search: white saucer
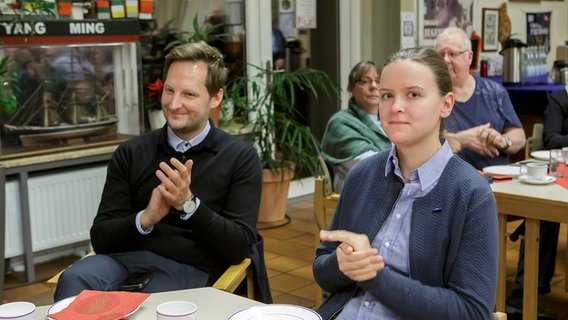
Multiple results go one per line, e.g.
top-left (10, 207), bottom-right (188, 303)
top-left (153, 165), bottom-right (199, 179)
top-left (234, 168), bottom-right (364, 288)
top-left (46, 295), bottom-right (140, 319)
top-left (228, 304), bottom-right (322, 320)
top-left (530, 150), bottom-right (550, 161)
top-left (518, 175), bottom-right (556, 185)
top-left (482, 165), bottom-right (521, 177)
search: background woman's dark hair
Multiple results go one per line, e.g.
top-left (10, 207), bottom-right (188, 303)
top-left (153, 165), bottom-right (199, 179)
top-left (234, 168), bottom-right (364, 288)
top-left (347, 60), bottom-right (382, 92)
top-left (383, 47), bottom-right (453, 97)
top-left (163, 41), bottom-right (227, 96)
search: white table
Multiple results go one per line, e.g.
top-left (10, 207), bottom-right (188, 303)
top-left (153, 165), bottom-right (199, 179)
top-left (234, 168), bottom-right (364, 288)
top-left (491, 179), bottom-right (568, 320)
top-left (34, 287), bottom-right (263, 319)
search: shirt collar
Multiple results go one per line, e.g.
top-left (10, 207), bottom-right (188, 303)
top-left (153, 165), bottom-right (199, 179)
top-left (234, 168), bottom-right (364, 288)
top-left (167, 121), bottom-right (211, 152)
top-left (385, 139), bottom-right (453, 191)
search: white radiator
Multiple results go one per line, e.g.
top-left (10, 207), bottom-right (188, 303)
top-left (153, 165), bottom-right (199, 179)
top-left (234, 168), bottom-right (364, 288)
top-left (4, 165), bottom-right (107, 258)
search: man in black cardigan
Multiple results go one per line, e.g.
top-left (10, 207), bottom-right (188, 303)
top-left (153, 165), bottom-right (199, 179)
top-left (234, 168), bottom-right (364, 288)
top-left (54, 41), bottom-right (270, 303)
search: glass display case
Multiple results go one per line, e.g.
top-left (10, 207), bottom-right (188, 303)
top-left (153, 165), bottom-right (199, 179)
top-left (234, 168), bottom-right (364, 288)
top-left (0, 20), bottom-right (143, 159)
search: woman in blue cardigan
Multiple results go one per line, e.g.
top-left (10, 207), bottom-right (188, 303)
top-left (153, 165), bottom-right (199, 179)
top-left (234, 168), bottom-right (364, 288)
top-left (313, 47), bottom-right (499, 319)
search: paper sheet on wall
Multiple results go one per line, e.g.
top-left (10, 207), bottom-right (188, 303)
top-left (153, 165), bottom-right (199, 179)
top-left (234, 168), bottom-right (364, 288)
top-left (296, 0), bottom-right (316, 29)
top-left (401, 12), bottom-right (415, 49)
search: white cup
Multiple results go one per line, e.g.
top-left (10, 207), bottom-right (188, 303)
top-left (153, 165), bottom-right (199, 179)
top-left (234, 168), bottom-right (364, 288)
top-left (156, 301), bottom-right (197, 320)
top-left (0, 302), bottom-right (35, 320)
top-left (520, 162), bottom-right (548, 180)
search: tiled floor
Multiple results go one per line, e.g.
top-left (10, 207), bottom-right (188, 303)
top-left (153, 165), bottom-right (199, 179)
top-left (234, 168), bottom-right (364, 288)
top-left (3, 195), bottom-right (568, 319)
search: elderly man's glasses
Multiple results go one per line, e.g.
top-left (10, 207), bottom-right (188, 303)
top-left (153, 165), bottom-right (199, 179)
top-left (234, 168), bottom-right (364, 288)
top-left (437, 49), bottom-right (468, 59)
top-left (357, 78), bottom-right (379, 87)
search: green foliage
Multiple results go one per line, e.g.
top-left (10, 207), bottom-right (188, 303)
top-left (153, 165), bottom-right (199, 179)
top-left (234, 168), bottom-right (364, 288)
top-left (226, 65), bottom-right (339, 177)
top-left (164, 15), bottom-right (231, 54)
top-left (11, 0), bottom-right (57, 31)
top-left (0, 0), bottom-right (56, 115)
top-left (0, 57), bottom-right (17, 115)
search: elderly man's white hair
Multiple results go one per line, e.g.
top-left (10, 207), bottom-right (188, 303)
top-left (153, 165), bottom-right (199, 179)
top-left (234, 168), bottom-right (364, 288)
top-left (433, 27), bottom-right (472, 51)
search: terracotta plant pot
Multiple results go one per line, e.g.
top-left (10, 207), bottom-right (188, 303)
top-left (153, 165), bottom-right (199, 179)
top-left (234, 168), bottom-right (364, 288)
top-left (257, 164), bottom-right (294, 225)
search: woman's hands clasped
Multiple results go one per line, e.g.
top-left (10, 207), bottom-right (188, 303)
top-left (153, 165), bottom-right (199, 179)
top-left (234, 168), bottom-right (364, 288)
top-left (320, 230), bottom-right (384, 282)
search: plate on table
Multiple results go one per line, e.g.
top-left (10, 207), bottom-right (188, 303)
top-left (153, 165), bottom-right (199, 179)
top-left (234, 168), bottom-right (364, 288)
top-left (228, 304), bottom-right (322, 320)
top-left (482, 165), bottom-right (521, 177)
top-left (46, 295), bottom-right (140, 319)
top-left (530, 150), bottom-right (550, 161)
top-left (519, 175), bottom-right (557, 185)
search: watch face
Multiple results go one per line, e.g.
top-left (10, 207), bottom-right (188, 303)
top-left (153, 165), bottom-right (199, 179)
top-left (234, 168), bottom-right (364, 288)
top-left (183, 198), bottom-right (196, 214)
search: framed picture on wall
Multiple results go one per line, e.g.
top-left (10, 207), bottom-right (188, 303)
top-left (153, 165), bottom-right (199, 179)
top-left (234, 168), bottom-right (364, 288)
top-left (418, 0), bottom-right (477, 46)
top-left (482, 8), bottom-right (499, 51)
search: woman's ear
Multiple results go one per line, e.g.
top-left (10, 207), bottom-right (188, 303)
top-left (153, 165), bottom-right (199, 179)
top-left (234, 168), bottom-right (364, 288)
top-left (440, 92), bottom-right (454, 119)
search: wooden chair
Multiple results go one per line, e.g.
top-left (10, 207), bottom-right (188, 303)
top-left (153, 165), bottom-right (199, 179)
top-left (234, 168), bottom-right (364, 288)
top-left (47, 254), bottom-right (255, 299)
top-left (313, 156), bottom-right (340, 306)
top-left (524, 122), bottom-right (544, 159)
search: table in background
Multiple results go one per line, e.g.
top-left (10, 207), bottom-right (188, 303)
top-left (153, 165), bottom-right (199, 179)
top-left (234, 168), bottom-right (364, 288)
top-left (491, 179), bottom-right (568, 320)
top-left (34, 287), bottom-right (263, 319)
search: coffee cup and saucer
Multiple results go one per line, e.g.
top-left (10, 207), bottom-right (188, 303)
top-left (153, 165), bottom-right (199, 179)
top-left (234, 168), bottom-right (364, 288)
top-left (519, 163), bottom-right (556, 185)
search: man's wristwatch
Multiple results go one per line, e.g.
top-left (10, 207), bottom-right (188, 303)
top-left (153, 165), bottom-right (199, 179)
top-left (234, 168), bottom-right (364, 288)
top-left (502, 135), bottom-right (512, 150)
top-left (181, 193), bottom-right (197, 215)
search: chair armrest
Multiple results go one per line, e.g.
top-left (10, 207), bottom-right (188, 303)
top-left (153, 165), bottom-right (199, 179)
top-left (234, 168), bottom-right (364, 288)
top-left (46, 251), bottom-right (95, 288)
top-left (212, 258), bottom-right (253, 298)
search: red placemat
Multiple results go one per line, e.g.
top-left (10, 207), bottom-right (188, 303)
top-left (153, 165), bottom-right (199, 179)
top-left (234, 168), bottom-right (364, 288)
top-left (477, 170), bottom-right (512, 182)
top-left (555, 176), bottom-right (568, 189)
top-left (49, 290), bottom-right (150, 320)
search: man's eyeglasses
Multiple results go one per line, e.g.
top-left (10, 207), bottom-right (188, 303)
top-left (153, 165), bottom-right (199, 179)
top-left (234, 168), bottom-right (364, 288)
top-left (357, 78), bottom-right (379, 87)
top-left (437, 49), bottom-right (468, 59)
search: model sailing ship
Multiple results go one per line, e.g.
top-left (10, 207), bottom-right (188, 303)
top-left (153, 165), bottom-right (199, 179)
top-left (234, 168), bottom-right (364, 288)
top-left (2, 46), bottom-right (118, 147)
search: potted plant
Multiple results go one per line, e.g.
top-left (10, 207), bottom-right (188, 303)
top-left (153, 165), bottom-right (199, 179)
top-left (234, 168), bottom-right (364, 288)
top-left (226, 64), bottom-right (338, 224)
top-left (144, 78), bottom-right (166, 129)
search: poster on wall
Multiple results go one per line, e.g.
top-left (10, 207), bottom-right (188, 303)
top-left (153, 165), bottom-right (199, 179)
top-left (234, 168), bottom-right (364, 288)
top-left (296, 0), bottom-right (316, 29)
top-left (526, 12), bottom-right (551, 53)
top-left (401, 12), bottom-right (416, 48)
top-left (418, 0), bottom-right (476, 46)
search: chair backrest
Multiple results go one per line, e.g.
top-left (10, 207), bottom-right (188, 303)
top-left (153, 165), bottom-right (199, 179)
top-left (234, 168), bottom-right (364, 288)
top-left (313, 173), bottom-right (340, 307)
top-left (317, 155), bottom-right (334, 196)
top-left (525, 122), bottom-right (544, 159)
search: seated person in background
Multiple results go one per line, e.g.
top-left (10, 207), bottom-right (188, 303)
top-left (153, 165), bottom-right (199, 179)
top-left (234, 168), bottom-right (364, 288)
top-left (313, 47), bottom-right (498, 319)
top-left (434, 27), bottom-right (525, 170)
top-left (508, 87), bottom-right (568, 319)
top-left (543, 86), bottom-right (568, 148)
top-left (54, 41), bottom-right (266, 302)
top-left (272, 17), bottom-right (286, 70)
top-left (321, 60), bottom-right (391, 193)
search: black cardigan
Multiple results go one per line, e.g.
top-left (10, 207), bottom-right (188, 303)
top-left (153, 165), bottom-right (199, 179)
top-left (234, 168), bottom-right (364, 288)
top-left (543, 88), bottom-right (568, 149)
top-left (90, 123), bottom-right (262, 285)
